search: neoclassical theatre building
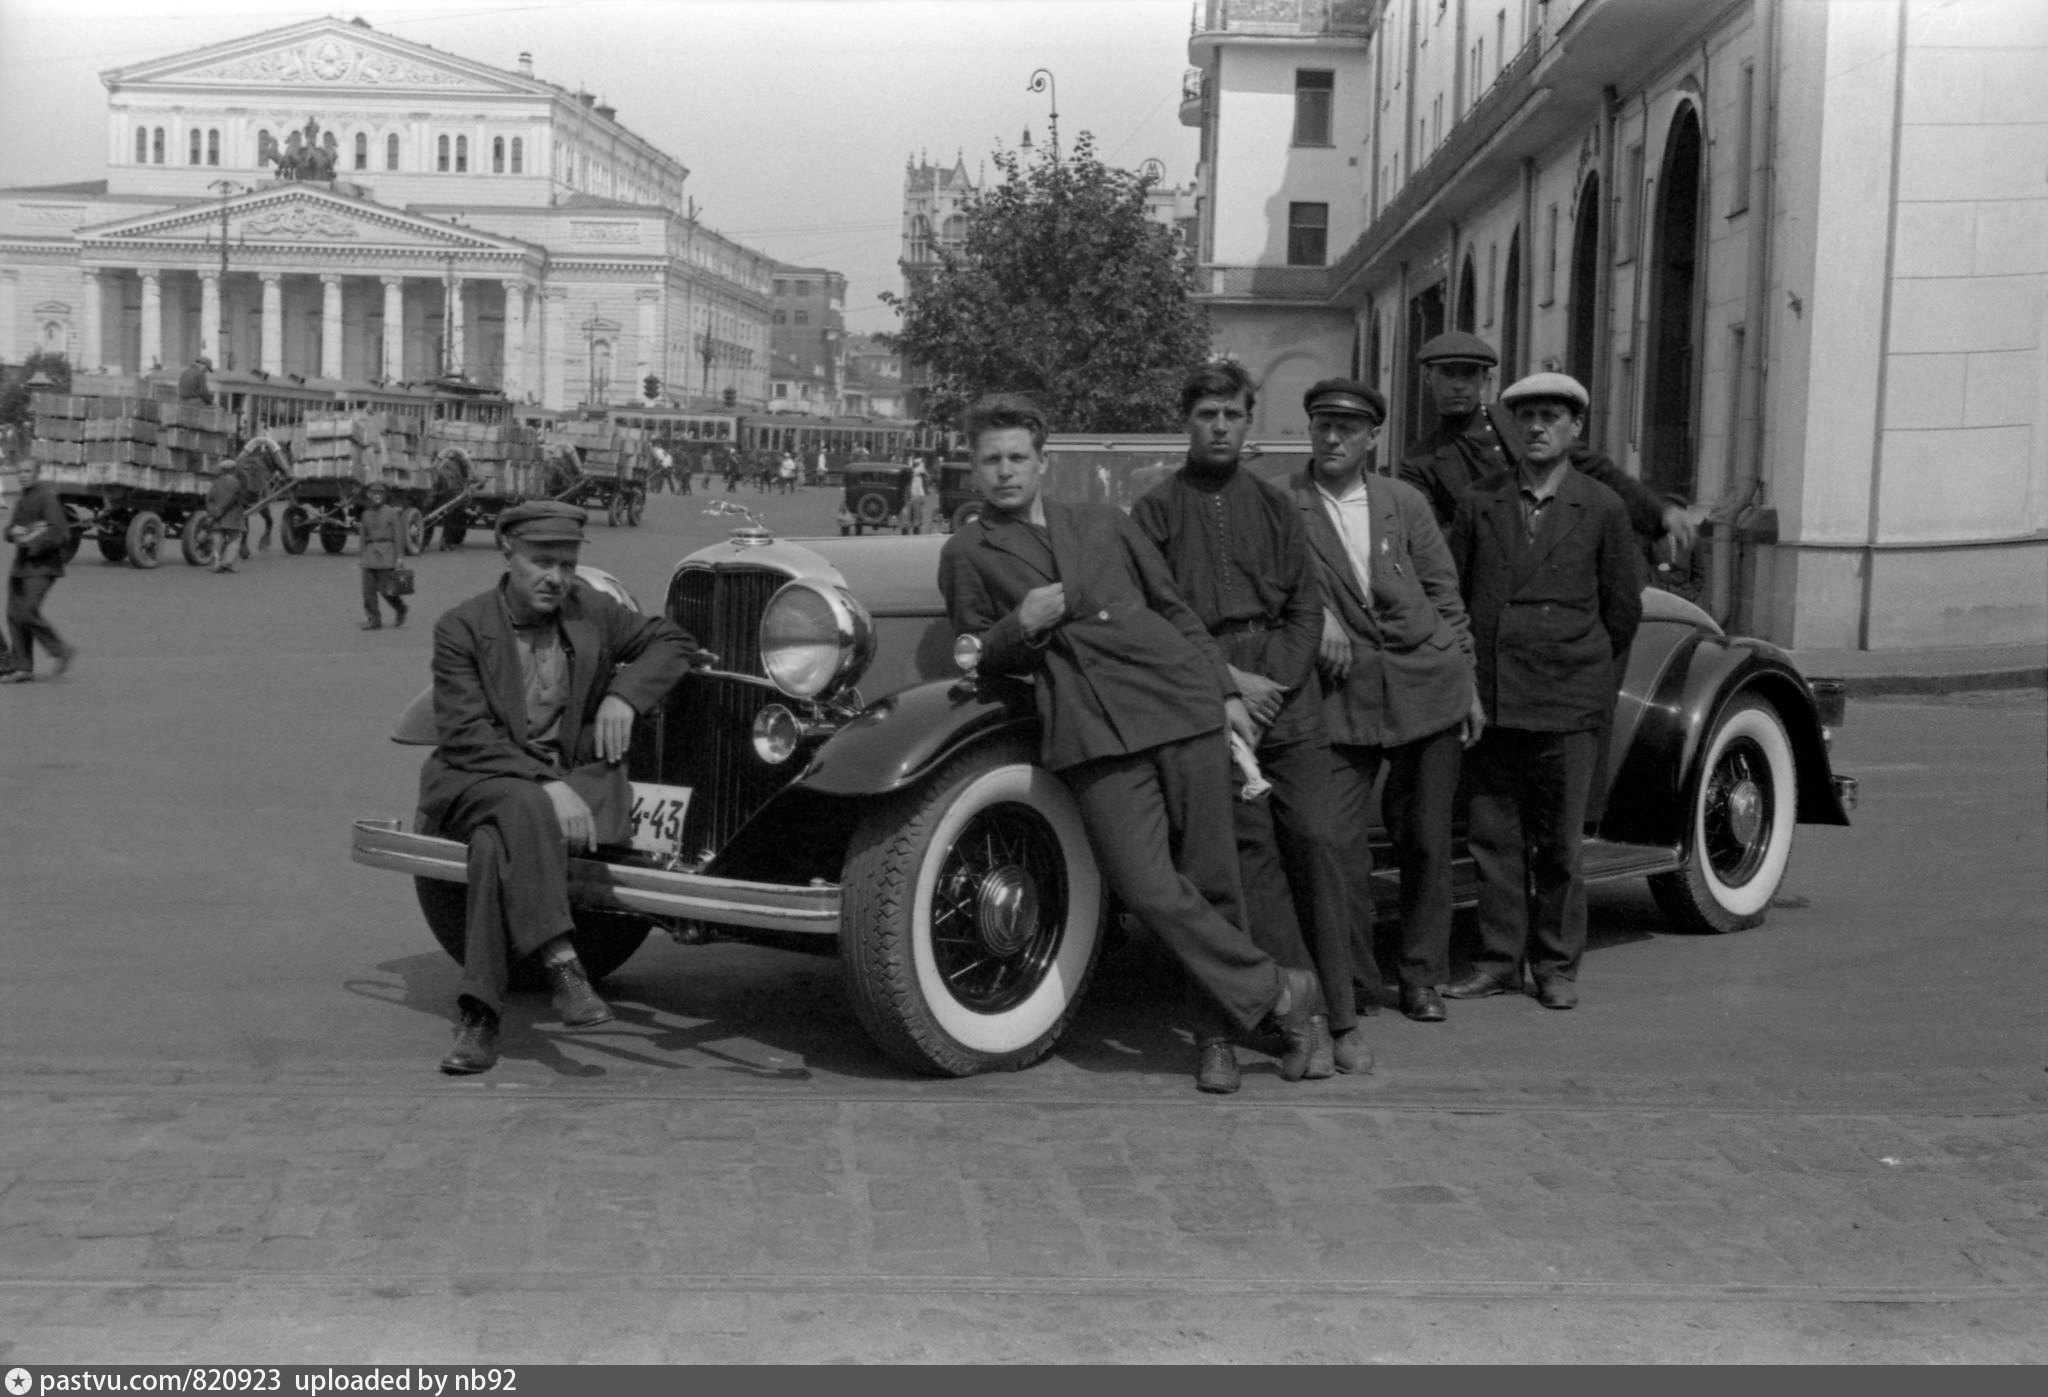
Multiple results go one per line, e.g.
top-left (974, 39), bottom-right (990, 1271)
top-left (0, 16), bottom-right (772, 409)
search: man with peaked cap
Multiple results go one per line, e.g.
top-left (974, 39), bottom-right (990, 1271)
top-left (1445, 372), bottom-right (1643, 1011)
top-left (178, 354), bottom-right (214, 405)
top-left (417, 499), bottom-right (701, 1073)
top-left (1289, 378), bottom-right (1480, 1024)
top-left (1398, 331), bottom-right (1697, 561)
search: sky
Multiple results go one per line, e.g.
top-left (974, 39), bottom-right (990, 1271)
top-left (0, 0), bottom-right (1202, 338)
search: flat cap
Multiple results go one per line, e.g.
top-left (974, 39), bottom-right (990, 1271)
top-left (1499, 371), bottom-right (1590, 412)
top-left (1416, 331), bottom-right (1499, 367)
top-left (497, 499), bottom-right (588, 543)
top-left (362, 478), bottom-right (389, 494)
top-left (1302, 378), bottom-right (1387, 424)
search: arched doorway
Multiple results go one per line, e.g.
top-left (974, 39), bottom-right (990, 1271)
top-left (1455, 249), bottom-right (1478, 332)
top-left (1499, 229), bottom-right (1522, 383)
top-left (1645, 106), bottom-right (1703, 498)
top-left (1568, 173), bottom-right (1601, 387)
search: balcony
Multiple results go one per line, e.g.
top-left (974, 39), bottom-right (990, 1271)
top-left (1192, 0), bottom-right (1380, 40)
top-left (1200, 264), bottom-right (1331, 302)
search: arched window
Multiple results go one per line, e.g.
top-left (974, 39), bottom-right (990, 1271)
top-left (511, 137), bottom-right (523, 174)
top-left (152, 127), bottom-right (165, 163)
top-left (189, 130), bottom-right (202, 165)
top-left (941, 214), bottom-right (967, 245)
top-left (1455, 249), bottom-right (1478, 332)
top-left (354, 132), bottom-right (368, 171)
top-left (492, 137), bottom-right (504, 174)
top-left (437, 135), bottom-right (450, 172)
top-left (135, 127), bottom-right (148, 163)
top-left (386, 134), bottom-right (400, 170)
top-left (455, 136), bottom-right (468, 173)
top-left (207, 129), bottom-right (220, 166)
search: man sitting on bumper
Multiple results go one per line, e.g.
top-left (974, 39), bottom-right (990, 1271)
top-left (418, 500), bottom-right (699, 1074)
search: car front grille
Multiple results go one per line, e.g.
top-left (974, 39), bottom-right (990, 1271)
top-left (668, 565), bottom-right (786, 679)
top-left (661, 565), bottom-right (803, 862)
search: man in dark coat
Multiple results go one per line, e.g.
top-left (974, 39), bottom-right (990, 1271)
top-left (2, 458), bottom-right (77, 683)
top-left (178, 355), bottom-right (214, 405)
top-left (938, 393), bottom-right (1327, 1094)
top-left (1397, 330), bottom-right (1696, 557)
top-left (205, 465), bottom-right (248, 575)
top-left (1290, 379), bottom-right (1480, 1024)
top-left (420, 499), bottom-right (699, 1073)
top-left (356, 481), bottom-right (407, 628)
top-left (1445, 373), bottom-right (1644, 1010)
top-left (1131, 361), bottom-right (1364, 1084)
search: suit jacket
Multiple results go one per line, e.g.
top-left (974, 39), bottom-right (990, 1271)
top-left (1448, 466), bottom-right (1644, 733)
top-left (6, 480), bottom-right (69, 579)
top-left (1290, 467), bottom-right (1474, 749)
top-left (938, 497), bottom-right (1235, 772)
top-left (1399, 403), bottom-right (1669, 542)
top-left (417, 579), bottom-right (697, 830)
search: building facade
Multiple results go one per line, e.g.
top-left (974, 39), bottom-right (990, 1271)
top-left (0, 16), bottom-right (772, 410)
top-left (1179, 0), bottom-right (2047, 653)
top-left (767, 263), bottom-right (847, 412)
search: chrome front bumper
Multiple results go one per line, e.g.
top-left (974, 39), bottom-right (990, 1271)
top-left (350, 818), bottom-right (842, 936)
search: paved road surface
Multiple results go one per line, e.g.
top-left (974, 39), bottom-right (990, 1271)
top-left (2, 484), bottom-right (2043, 1361)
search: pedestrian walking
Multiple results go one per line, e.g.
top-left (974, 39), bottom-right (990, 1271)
top-left (1444, 373), bottom-right (1643, 1010)
top-left (357, 481), bottom-right (408, 630)
top-left (2, 457), bottom-right (77, 683)
top-left (905, 458), bottom-right (931, 534)
top-left (205, 463), bottom-right (248, 574)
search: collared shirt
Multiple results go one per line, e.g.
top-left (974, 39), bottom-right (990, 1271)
top-left (1517, 460), bottom-right (1571, 539)
top-left (1314, 474), bottom-right (1374, 607)
top-left (499, 589), bottom-right (571, 764)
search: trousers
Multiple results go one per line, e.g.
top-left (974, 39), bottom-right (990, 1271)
top-left (1233, 734), bottom-right (1358, 1032)
top-left (1327, 723), bottom-right (1463, 996)
top-left (1465, 726), bottom-right (1599, 984)
top-left (362, 569), bottom-right (407, 624)
top-left (6, 573), bottom-right (66, 671)
top-left (435, 776), bottom-right (575, 1015)
top-left (1063, 733), bottom-right (1281, 1037)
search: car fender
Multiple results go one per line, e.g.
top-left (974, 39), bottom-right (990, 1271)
top-left (1602, 629), bottom-right (1848, 846)
top-left (795, 674), bottom-right (1039, 798)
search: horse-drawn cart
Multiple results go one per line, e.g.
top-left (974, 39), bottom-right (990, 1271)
top-left (277, 412), bottom-right (430, 558)
top-left (541, 422), bottom-right (647, 527)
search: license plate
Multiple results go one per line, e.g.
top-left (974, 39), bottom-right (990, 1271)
top-left (628, 782), bottom-right (694, 857)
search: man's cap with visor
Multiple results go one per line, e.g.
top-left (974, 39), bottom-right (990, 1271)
top-left (1302, 378), bottom-right (1386, 425)
top-left (1415, 331), bottom-right (1499, 368)
top-left (1499, 372), bottom-right (1590, 413)
top-left (496, 499), bottom-right (588, 544)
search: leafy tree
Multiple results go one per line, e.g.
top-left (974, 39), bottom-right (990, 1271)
top-left (882, 134), bottom-right (1209, 434)
top-left (0, 351), bottom-right (73, 436)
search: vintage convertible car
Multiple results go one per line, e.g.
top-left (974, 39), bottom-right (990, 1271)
top-left (353, 503), bottom-right (1857, 1077)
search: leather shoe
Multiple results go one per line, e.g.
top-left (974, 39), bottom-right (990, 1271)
top-left (439, 1001), bottom-right (499, 1074)
top-left (1269, 967), bottom-right (1325, 1082)
top-left (1400, 985), bottom-right (1447, 1022)
top-left (547, 955), bottom-right (613, 1027)
top-left (1331, 1025), bottom-right (1374, 1074)
top-left (1441, 969), bottom-right (1517, 1000)
top-left (1299, 1014), bottom-right (1337, 1080)
top-left (1196, 1039), bottom-right (1241, 1094)
top-left (1535, 978), bottom-right (1579, 1010)
top-left (359, 620), bottom-right (382, 631)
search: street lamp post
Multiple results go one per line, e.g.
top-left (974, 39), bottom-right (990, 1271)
top-left (1028, 69), bottom-right (1059, 160)
top-left (698, 328), bottom-right (716, 398)
top-left (206, 179), bottom-right (244, 367)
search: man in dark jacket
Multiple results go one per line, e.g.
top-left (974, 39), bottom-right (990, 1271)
top-left (1397, 331), bottom-right (1696, 558)
top-left (938, 393), bottom-right (1326, 1094)
top-left (205, 465), bottom-right (248, 575)
top-left (421, 499), bottom-right (699, 1073)
top-left (1131, 361), bottom-right (1364, 1083)
top-left (178, 355), bottom-right (214, 405)
top-left (2, 458), bottom-right (77, 683)
top-left (1291, 379), bottom-right (1480, 1024)
top-left (356, 481), bottom-right (407, 628)
top-left (1445, 373), bottom-right (1643, 1009)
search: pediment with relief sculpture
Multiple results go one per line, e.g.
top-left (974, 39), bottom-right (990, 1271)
top-left (78, 188), bottom-right (533, 257)
top-left (104, 18), bottom-right (534, 96)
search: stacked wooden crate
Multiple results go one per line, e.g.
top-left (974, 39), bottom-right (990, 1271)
top-left (31, 390), bottom-right (225, 493)
top-left (430, 420), bottom-right (540, 499)
top-left (380, 414), bottom-right (432, 491)
top-left (549, 420), bottom-right (621, 479)
top-left (290, 414), bottom-right (380, 483)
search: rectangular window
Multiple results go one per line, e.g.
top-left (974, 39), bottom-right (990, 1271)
top-left (511, 138), bottom-right (523, 174)
top-left (1542, 202), bottom-right (1559, 305)
top-left (1618, 143), bottom-right (1645, 263)
top-left (208, 130), bottom-right (220, 166)
top-left (437, 135), bottom-right (449, 172)
top-left (189, 130), bottom-right (202, 165)
top-left (1287, 202), bottom-right (1329, 266)
top-left (455, 136), bottom-right (468, 173)
top-left (153, 127), bottom-right (165, 164)
top-left (1730, 63), bottom-right (1756, 215)
top-left (493, 137), bottom-right (504, 174)
top-left (1470, 40), bottom-right (1483, 101)
top-left (794, 310), bottom-right (809, 326)
top-left (387, 134), bottom-right (400, 170)
top-left (1485, 242), bottom-right (1498, 326)
top-left (1293, 70), bottom-right (1334, 146)
top-left (354, 133), bottom-right (368, 171)
top-left (1497, 9), bottom-right (1507, 78)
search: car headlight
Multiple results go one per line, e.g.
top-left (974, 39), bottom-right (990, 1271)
top-left (759, 580), bottom-right (874, 700)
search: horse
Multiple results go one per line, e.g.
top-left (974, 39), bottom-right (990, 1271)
top-left (231, 434), bottom-right (293, 554)
top-left (429, 447), bottom-right (473, 550)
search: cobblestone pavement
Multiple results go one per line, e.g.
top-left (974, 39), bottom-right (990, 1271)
top-left (2, 494), bottom-right (2042, 1362)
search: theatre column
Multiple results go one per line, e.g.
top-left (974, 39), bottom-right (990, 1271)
top-left (381, 276), bottom-right (405, 379)
top-left (140, 271), bottom-right (163, 372)
top-left (80, 270), bottom-right (104, 371)
top-left (320, 273), bottom-right (344, 379)
top-left (636, 288), bottom-right (660, 389)
top-left (448, 278), bottom-right (467, 376)
top-left (500, 279), bottom-right (528, 399)
top-left (259, 272), bottom-right (283, 375)
top-left (200, 272), bottom-right (221, 365)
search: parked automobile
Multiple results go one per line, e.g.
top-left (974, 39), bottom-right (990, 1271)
top-left (841, 459), bottom-right (980, 533)
top-left (354, 502), bottom-right (1856, 1077)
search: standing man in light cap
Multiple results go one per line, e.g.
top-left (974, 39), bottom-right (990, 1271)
top-left (1445, 372), bottom-right (1642, 1010)
top-left (1398, 331), bottom-right (1696, 560)
top-left (1290, 379), bottom-right (1480, 1023)
top-left (417, 499), bottom-right (701, 1073)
